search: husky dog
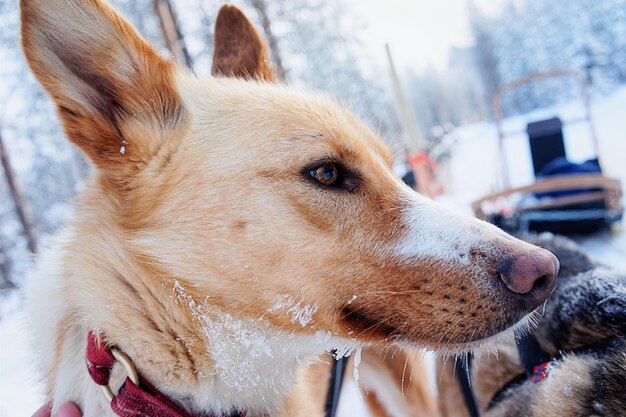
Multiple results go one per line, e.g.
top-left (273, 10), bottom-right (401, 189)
top-left (21, 1), bottom-right (558, 415)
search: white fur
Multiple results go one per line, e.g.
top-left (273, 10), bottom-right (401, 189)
top-left (394, 189), bottom-right (511, 264)
top-left (359, 360), bottom-right (417, 417)
top-left (22, 228), bottom-right (108, 415)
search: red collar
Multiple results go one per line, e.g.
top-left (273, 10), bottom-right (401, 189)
top-left (86, 331), bottom-right (246, 417)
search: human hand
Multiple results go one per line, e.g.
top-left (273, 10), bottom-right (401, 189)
top-left (32, 402), bottom-right (82, 417)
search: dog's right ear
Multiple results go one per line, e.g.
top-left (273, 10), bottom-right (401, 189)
top-left (211, 5), bottom-right (277, 82)
top-left (21, 0), bottom-right (186, 179)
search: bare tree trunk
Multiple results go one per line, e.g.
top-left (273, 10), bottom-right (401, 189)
top-left (248, 0), bottom-right (287, 81)
top-left (153, 0), bottom-right (194, 70)
top-left (0, 128), bottom-right (37, 256)
top-left (0, 244), bottom-right (15, 290)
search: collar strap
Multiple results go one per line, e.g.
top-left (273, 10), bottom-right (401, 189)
top-left (484, 333), bottom-right (554, 411)
top-left (86, 331), bottom-right (246, 417)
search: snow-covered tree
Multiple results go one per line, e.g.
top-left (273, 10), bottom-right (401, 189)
top-left (471, 0), bottom-right (626, 117)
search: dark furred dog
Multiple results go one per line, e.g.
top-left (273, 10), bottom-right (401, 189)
top-left (438, 233), bottom-right (626, 417)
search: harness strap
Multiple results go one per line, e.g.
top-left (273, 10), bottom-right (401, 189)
top-left (324, 353), bottom-right (348, 417)
top-left (86, 331), bottom-right (245, 417)
top-left (517, 332), bottom-right (551, 377)
top-left (455, 355), bottom-right (480, 417)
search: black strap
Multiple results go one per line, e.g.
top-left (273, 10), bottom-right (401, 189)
top-left (325, 354), bottom-right (348, 417)
top-left (455, 355), bottom-right (480, 417)
top-left (516, 332), bottom-right (551, 376)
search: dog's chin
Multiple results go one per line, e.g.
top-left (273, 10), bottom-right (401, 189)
top-left (341, 303), bottom-right (541, 353)
top-left (393, 310), bottom-right (541, 357)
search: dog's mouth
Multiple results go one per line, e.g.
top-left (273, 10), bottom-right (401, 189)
top-left (339, 301), bottom-right (535, 351)
top-left (340, 307), bottom-right (401, 340)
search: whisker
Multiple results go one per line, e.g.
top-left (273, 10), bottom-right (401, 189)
top-left (401, 354), bottom-right (409, 399)
top-left (408, 349), bottom-right (419, 391)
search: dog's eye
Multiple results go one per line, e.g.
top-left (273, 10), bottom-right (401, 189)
top-left (304, 162), bottom-right (360, 192)
top-left (310, 164), bottom-right (339, 186)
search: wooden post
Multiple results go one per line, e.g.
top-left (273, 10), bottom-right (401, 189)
top-left (248, 0), bottom-right (287, 80)
top-left (385, 44), bottom-right (425, 152)
top-left (386, 45), bottom-right (443, 197)
top-left (0, 128), bottom-right (37, 255)
top-left (153, 0), bottom-right (194, 69)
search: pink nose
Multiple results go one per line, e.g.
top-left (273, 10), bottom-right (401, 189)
top-left (498, 249), bottom-right (559, 300)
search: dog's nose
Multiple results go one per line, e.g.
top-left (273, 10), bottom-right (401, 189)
top-left (498, 248), bottom-right (559, 303)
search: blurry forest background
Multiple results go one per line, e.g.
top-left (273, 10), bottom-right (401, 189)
top-left (1, 0), bottom-right (626, 287)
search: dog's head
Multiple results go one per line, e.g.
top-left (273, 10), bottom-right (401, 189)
top-left (21, 0), bottom-right (558, 350)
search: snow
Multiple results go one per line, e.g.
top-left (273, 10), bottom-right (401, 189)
top-left (2, 86), bottom-right (626, 417)
top-left (169, 281), bottom-right (361, 411)
top-left (0, 291), bottom-right (45, 417)
top-left (268, 294), bottom-right (320, 328)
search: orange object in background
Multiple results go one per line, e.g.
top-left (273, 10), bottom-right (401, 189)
top-left (408, 151), bottom-right (445, 198)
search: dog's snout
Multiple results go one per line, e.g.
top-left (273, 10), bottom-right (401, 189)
top-left (498, 248), bottom-right (559, 303)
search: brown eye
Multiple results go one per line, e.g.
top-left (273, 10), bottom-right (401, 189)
top-left (310, 164), bottom-right (339, 186)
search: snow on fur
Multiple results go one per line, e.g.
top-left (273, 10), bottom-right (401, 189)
top-left (268, 294), bottom-right (319, 327)
top-left (172, 281), bottom-right (360, 410)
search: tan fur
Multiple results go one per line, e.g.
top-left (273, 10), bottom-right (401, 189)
top-left (528, 357), bottom-right (593, 417)
top-left (280, 360), bottom-right (331, 417)
top-left (21, 1), bottom-right (558, 416)
top-left (358, 348), bottom-right (440, 417)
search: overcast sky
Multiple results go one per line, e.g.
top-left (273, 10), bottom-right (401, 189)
top-left (349, 0), bottom-right (506, 71)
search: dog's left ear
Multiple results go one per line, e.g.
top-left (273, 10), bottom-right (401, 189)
top-left (211, 5), bottom-right (277, 82)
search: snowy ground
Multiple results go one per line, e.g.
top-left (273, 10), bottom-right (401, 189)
top-left (1, 86), bottom-right (625, 417)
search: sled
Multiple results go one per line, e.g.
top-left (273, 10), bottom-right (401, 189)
top-left (472, 69), bottom-right (623, 234)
